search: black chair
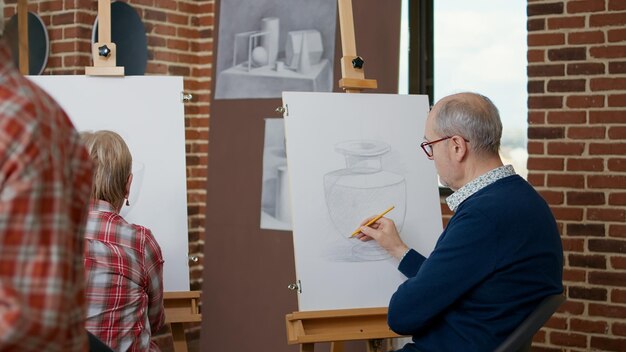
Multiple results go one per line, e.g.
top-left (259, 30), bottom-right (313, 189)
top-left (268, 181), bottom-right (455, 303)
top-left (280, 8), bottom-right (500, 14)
top-left (494, 294), bottom-right (566, 352)
top-left (87, 330), bottom-right (114, 352)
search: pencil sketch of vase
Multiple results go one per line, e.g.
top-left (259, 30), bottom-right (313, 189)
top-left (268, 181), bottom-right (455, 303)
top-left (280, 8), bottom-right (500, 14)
top-left (324, 140), bottom-right (407, 261)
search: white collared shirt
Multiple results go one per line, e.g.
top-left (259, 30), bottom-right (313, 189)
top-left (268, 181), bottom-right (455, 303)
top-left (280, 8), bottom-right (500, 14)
top-left (446, 165), bottom-right (517, 212)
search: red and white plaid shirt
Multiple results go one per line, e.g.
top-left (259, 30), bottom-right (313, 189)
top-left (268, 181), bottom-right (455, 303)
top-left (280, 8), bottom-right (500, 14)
top-left (0, 42), bottom-right (92, 351)
top-left (84, 200), bottom-right (165, 351)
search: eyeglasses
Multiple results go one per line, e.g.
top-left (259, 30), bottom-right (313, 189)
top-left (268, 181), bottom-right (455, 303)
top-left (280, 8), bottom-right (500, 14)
top-left (420, 136), bottom-right (452, 158)
top-left (420, 136), bottom-right (470, 158)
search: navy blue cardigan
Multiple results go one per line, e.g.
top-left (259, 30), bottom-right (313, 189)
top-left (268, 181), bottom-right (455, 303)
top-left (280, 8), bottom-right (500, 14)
top-left (389, 175), bottom-right (563, 352)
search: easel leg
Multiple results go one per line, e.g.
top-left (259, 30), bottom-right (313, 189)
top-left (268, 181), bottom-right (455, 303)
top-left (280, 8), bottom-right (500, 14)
top-left (170, 323), bottom-right (188, 352)
top-left (330, 341), bottom-right (345, 352)
top-left (301, 343), bottom-right (315, 352)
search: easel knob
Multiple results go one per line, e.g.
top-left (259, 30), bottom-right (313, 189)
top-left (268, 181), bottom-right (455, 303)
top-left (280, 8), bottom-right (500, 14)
top-left (352, 56), bottom-right (364, 69)
top-left (85, 0), bottom-right (124, 76)
top-left (98, 45), bottom-right (112, 57)
top-left (337, 0), bottom-right (377, 93)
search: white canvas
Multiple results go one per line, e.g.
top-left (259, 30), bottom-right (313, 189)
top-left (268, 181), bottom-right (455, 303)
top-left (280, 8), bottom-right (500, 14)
top-left (283, 92), bottom-right (442, 311)
top-left (28, 76), bottom-right (190, 292)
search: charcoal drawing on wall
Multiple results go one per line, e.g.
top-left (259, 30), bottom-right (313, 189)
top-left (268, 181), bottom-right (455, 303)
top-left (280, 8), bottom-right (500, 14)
top-left (215, 0), bottom-right (337, 99)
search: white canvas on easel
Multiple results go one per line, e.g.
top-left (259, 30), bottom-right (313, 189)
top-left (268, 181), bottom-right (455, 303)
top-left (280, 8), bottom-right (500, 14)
top-left (28, 76), bottom-right (190, 292)
top-left (283, 92), bottom-right (442, 311)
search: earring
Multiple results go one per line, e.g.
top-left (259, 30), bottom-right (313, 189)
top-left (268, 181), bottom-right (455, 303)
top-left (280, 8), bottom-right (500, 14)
top-left (126, 199), bottom-right (130, 206)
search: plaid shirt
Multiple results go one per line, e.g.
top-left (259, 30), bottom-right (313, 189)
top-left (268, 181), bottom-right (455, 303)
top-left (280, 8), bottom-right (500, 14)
top-left (84, 200), bottom-right (165, 352)
top-left (0, 42), bottom-right (92, 350)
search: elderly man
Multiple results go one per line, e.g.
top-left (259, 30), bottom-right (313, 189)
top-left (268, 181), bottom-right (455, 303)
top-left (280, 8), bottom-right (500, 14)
top-left (0, 3), bottom-right (93, 350)
top-left (355, 92), bottom-right (563, 351)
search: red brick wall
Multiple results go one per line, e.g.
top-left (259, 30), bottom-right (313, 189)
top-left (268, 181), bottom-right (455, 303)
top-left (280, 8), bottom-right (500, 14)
top-left (2, 0), bottom-right (212, 348)
top-left (527, 0), bottom-right (626, 350)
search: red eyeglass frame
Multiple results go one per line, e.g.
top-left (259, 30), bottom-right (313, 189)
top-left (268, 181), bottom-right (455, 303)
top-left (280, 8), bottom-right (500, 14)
top-left (420, 136), bottom-right (470, 158)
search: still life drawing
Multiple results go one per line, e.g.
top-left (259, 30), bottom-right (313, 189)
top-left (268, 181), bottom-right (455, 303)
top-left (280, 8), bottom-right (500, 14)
top-left (324, 140), bottom-right (407, 261)
top-left (215, 0), bottom-right (337, 99)
top-left (260, 119), bottom-right (291, 231)
top-left (283, 92), bottom-right (442, 311)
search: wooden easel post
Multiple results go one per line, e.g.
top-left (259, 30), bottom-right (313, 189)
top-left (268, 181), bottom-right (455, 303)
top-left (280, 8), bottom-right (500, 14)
top-left (285, 2), bottom-right (402, 352)
top-left (85, 0), bottom-right (124, 76)
top-left (337, 0), bottom-right (377, 93)
top-left (286, 308), bottom-right (401, 352)
top-left (164, 291), bottom-right (202, 352)
top-left (83, 4), bottom-right (199, 352)
top-left (17, 0), bottom-right (29, 75)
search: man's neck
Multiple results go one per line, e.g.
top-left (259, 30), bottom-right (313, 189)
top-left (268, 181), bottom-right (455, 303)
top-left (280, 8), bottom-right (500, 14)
top-left (460, 155), bottom-right (504, 188)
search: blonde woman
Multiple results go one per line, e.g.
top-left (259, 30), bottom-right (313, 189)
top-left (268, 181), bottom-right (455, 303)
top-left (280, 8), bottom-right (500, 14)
top-left (81, 130), bottom-right (164, 351)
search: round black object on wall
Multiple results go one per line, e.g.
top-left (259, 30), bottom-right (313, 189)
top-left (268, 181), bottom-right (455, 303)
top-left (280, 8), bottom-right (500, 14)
top-left (5, 12), bottom-right (50, 75)
top-left (93, 1), bottom-right (148, 75)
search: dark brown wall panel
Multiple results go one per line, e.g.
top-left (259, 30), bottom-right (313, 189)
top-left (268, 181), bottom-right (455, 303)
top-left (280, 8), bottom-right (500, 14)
top-left (202, 1), bottom-right (401, 351)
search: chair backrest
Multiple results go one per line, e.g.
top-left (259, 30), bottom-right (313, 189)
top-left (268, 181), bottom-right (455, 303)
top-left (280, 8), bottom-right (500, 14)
top-left (494, 294), bottom-right (566, 352)
top-left (87, 331), bottom-right (115, 352)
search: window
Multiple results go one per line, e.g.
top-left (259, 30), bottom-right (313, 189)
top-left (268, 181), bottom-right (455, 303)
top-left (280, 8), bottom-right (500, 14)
top-left (401, 0), bottom-right (528, 178)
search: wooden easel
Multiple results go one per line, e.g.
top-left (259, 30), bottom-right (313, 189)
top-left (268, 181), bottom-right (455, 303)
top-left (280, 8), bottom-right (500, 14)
top-left (285, 1), bottom-right (401, 352)
top-left (80, 2), bottom-right (199, 351)
top-left (336, 0), bottom-right (377, 93)
top-left (15, 1), bottom-right (199, 350)
top-left (286, 307), bottom-right (401, 352)
top-left (164, 291), bottom-right (202, 352)
top-left (84, 0), bottom-right (124, 76)
top-left (16, 0), bottom-right (29, 75)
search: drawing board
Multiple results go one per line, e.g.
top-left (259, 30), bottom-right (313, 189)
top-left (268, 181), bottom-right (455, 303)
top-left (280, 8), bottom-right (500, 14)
top-left (283, 92), bottom-right (442, 311)
top-left (28, 76), bottom-right (190, 292)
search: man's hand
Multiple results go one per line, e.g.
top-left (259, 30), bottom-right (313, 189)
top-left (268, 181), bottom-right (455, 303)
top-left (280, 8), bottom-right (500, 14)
top-left (353, 216), bottom-right (409, 260)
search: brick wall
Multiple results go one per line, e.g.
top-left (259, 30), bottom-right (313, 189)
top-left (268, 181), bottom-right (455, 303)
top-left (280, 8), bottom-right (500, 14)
top-left (2, 0), bottom-right (213, 349)
top-left (527, 0), bottom-right (626, 351)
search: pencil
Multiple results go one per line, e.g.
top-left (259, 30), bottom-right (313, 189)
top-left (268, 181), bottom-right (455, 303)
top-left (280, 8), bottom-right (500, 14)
top-left (350, 205), bottom-right (395, 237)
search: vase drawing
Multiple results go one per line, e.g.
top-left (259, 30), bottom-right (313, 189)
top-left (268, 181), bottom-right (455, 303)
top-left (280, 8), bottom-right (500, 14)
top-left (324, 140), bottom-right (406, 261)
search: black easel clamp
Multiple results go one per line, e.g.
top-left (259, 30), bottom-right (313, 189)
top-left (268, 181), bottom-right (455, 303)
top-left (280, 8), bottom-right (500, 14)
top-left (352, 56), bottom-right (364, 69)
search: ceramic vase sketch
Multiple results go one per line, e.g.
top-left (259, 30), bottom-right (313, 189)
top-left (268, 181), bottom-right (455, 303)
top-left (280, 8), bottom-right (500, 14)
top-left (324, 140), bottom-right (406, 261)
top-left (260, 17), bottom-right (279, 65)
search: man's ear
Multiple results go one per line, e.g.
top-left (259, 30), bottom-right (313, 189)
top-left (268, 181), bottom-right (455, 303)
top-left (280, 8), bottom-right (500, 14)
top-left (450, 135), bottom-right (468, 162)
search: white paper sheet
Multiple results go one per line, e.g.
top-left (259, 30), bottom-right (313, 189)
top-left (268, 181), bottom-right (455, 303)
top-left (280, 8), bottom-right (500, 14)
top-left (283, 92), bottom-right (442, 311)
top-left (28, 76), bottom-right (190, 292)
